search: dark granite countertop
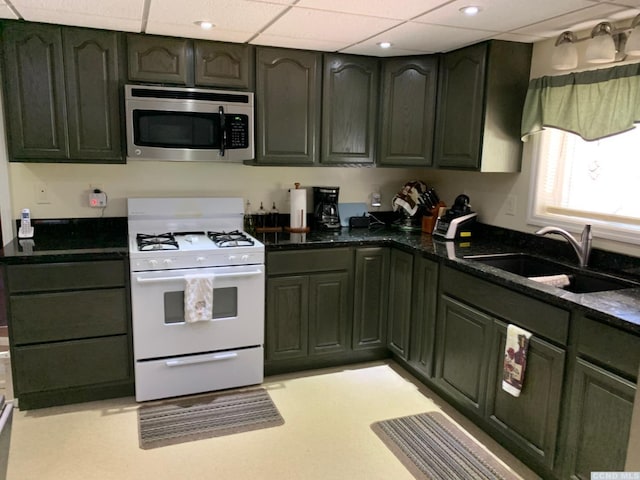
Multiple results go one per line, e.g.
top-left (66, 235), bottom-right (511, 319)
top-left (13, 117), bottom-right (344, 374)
top-left (256, 224), bottom-right (640, 335)
top-left (3, 217), bottom-right (640, 335)
top-left (0, 217), bottom-right (128, 264)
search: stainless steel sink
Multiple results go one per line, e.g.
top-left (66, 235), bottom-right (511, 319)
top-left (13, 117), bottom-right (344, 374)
top-left (464, 253), bottom-right (638, 294)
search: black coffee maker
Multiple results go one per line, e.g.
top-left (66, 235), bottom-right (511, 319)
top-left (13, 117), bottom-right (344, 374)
top-left (313, 186), bottom-right (341, 230)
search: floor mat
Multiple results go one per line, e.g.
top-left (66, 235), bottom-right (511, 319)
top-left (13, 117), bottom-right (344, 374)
top-left (138, 387), bottom-right (284, 449)
top-left (372, 412), bottom-right (519, 480)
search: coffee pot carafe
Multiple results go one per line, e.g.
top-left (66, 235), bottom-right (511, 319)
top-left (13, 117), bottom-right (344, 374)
top-left (313, 186), bottom-right (341, 230)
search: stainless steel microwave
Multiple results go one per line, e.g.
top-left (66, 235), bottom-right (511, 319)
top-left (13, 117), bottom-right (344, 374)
top-left (125, 85), bottom-right (254, 162)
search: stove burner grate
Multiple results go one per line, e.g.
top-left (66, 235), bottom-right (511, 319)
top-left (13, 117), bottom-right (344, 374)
top-left (207, 230), bottom-right (255, 248)
top-left (136, 232), bottom-right (179, 251)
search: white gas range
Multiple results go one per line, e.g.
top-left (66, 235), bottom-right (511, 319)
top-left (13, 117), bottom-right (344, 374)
top-left (127, 197), bottom-right (265, 402)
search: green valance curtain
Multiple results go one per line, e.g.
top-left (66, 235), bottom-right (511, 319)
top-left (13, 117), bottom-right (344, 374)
top-left (521, 62), bottom-right (640, 141)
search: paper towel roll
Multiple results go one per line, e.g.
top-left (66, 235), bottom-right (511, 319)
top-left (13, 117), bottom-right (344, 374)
top-left (290, 188), bottom-right (307, 229)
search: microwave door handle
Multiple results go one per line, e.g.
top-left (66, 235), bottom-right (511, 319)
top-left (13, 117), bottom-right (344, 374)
top-left (219, 106), bottom-right (226, 157)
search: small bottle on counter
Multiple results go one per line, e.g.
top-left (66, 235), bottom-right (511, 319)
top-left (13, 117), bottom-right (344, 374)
top-left (269, 202), bottom-right (279, 228)
top-left (244, 200), bottom-right (254, 234)
top-left (256, 202), bottom-right (266, 229)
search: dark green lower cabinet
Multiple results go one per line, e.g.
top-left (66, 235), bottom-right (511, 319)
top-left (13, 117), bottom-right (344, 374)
top-left (563, 359), bottom-right (636, 479)
top-left (308, 272), bottom-right (350, 356)
top-left (434, 295), bottom-right (492, 415)
top-left (408, 256), bottom-right (438, 378)
top-left (266, 275), bottom-right (309, 362)
top-left (486, 321), bottom-right (565, 473)
top-left (352, 248), bottom-right (389, 351)
top-left (387, 250), bottom-right (413, 359)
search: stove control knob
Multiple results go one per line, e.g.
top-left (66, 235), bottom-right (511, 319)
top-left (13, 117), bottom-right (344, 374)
top-left (148, 259), bottom-right (158, 267)
top-left (228, 255), bottom-right (237, 261)
top-left (241, 255), bottom-right (249, 261)
top-left (163, 258), bottom-right (173, 266)
top-left (196, 256), bottom-right (206, 263)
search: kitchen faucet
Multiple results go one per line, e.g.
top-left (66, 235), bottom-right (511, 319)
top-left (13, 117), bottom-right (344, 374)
top-left (534, 224), bottom-right (592, 268)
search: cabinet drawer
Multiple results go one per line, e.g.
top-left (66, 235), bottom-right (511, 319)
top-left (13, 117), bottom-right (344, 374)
top-left (13, 335), bottom-right (131, 394)
top-left (10, 288), bottom-right (128, 345)
top-left (441, 267), bottom-right (570, 345)
top-left (576, 315), bottom-right (640, 380)
top-left (7, 260), bottom-right (125, 292)
top-left (267, 248), bottom-right (352, 275)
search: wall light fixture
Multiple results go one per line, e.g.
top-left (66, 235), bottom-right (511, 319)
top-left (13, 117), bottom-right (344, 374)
top-left (552, 13), bottom-right (640, 70)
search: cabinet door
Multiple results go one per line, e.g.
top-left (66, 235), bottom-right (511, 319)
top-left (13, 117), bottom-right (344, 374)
top-left (194, 40), bottom-right (252, 89)
top-left (563, 359), bottom-right (636, 479)
top-left (63, 28), bottom-right (123, 162)
top-left (2, 23), bottom-right (68, 160)
top-left (127, 34), bottom-right (191, 84)
top-left (379, 56), bottom-right (438, 167)
top-left (309, 271), bottom-right (351, 356)
top-left (353, 248), bottom-right (389, 351)
top-left (322, 54), bottom-right (378, 165)
top-left (435, 295), bottom-right (492, 415)
top-left (434, 42), bottom-right (487, 169)
top-left (408, 256), bottom-right (439, 378)
top-left (255, 47), bottom-right (321, 165)
top-left (387, 249), bottom-right (413, 359)
top-left (266, 275), bottom-right (309, 362)
top-left (486, 321), bottom-right (565, 472)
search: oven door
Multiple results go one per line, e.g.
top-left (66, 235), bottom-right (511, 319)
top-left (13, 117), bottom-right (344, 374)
top-left (130, 264), bottom-right (264, 360)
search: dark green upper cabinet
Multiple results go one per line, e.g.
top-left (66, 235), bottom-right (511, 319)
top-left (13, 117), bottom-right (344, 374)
top-left (127, 34), bottom-right (191, 84)
top-left (2, 22), bottom-right (124, 163)
top-left (194, 40), bottom-right (253, 89)
top-left (378, 56), bottom-right (438, 167)
top-left (127, 34), bottom-right (253, 89)
top-left (3, 23), bottom-right (68, 160)
top-left (63, 28), bottom-right (123, 161)
top-left (255, 47), bottom-right (321, 165)
top-left (434, 40), bottom-right (532, 172)
top-left (321, 54), bottom-right (379, 165)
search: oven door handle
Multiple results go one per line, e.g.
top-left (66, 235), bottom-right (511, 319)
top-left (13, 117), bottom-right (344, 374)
top-left (136, 270), bottom-right (263, 284)
top-left (165, 352), bottom-right (238, 367)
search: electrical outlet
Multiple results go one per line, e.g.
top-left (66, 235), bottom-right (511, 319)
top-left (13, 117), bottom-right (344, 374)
top-left (35, 183), bottom-right (50, 204)
top-left (89, 190), bottom-right (107, 208)
top-left (505, 195), bottom-right (517, 216)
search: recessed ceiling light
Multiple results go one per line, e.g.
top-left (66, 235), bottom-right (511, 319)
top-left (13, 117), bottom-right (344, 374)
top-left (195, 21), bottom-right (214, 30)
top-left (460, 6), bottom-right (482, 16)
top-left (377, 42), bottom-right (392, 49)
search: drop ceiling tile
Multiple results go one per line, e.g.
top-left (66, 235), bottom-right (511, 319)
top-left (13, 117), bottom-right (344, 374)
top-left (513, 3), bottom-right (636, 37)
top-left (340, 44), bottom-right (426, 57)
top-left (262, 7), bottom-right (402, 43)
top-left (414, 0), bottom-right (601, 32)
top-left (147, 0), bottom-right (288, 35)
top-left (10, 0), bottom-right (144, 31)
top-left (0, 5), bottom-right (17, 19)
top-left (295, 0), bottom-right (449, 21)
top-left (250, 33), bottom-right (348, 51)
top-left (145, 24), bottom-right (255, 43)
top-left (494, 32), bottom-right (546, 43)
top-left (357, 21), bottom-right (498, 54)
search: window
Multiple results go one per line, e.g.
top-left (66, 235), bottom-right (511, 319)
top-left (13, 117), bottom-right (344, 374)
top-left (529, 127), bottom-right (640, 245)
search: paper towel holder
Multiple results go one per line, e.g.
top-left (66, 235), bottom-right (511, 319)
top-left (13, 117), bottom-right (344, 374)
top-left (286, 182), bottom-right (310, 233)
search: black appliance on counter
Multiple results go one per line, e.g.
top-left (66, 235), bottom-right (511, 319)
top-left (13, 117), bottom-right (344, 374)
top-left (313, 186), bottom-right (341, 230)
top-left (433, 194), bottom-right (477, 240)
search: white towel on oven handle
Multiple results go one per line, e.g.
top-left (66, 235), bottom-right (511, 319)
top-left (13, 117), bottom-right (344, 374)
top-left (184, 274), bottom-right (215, 323)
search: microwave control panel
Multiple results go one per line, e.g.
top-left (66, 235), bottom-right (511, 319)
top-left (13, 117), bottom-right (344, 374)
top-left (227, 115), bottom-right (249, 149)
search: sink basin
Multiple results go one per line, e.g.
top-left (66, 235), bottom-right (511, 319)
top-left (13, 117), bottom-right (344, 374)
top-left (464, 253), bottom-right (638, 294)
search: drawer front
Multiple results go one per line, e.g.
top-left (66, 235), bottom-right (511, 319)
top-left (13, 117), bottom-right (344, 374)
top-left (14, 335), bottom-right (131, 394)
top-left (135, 346), bottom-right (263, 401)
top-left (576, 314), bottom-right (640, 380)
top-left (7, 260), bottom-right (125, 293)
top-left (441, 267), bottom-right (570, 345)
top-left (10, 288), bottom-right (128, 345)
top-left (267, 248), bottom-right (352, 275)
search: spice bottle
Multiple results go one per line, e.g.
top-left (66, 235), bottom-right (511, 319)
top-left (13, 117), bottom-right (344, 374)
top-left (244, 200), bottom-right (254, 233)
top-left (269, 202), bottom-right (279, 228)
top-left (256, 201), bottom-right (266, 229)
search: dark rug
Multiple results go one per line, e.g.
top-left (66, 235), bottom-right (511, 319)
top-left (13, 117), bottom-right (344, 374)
top-left (372, 412), bottom-right (518, 480)
top-left (138, 388), bottom-right (284, 449)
